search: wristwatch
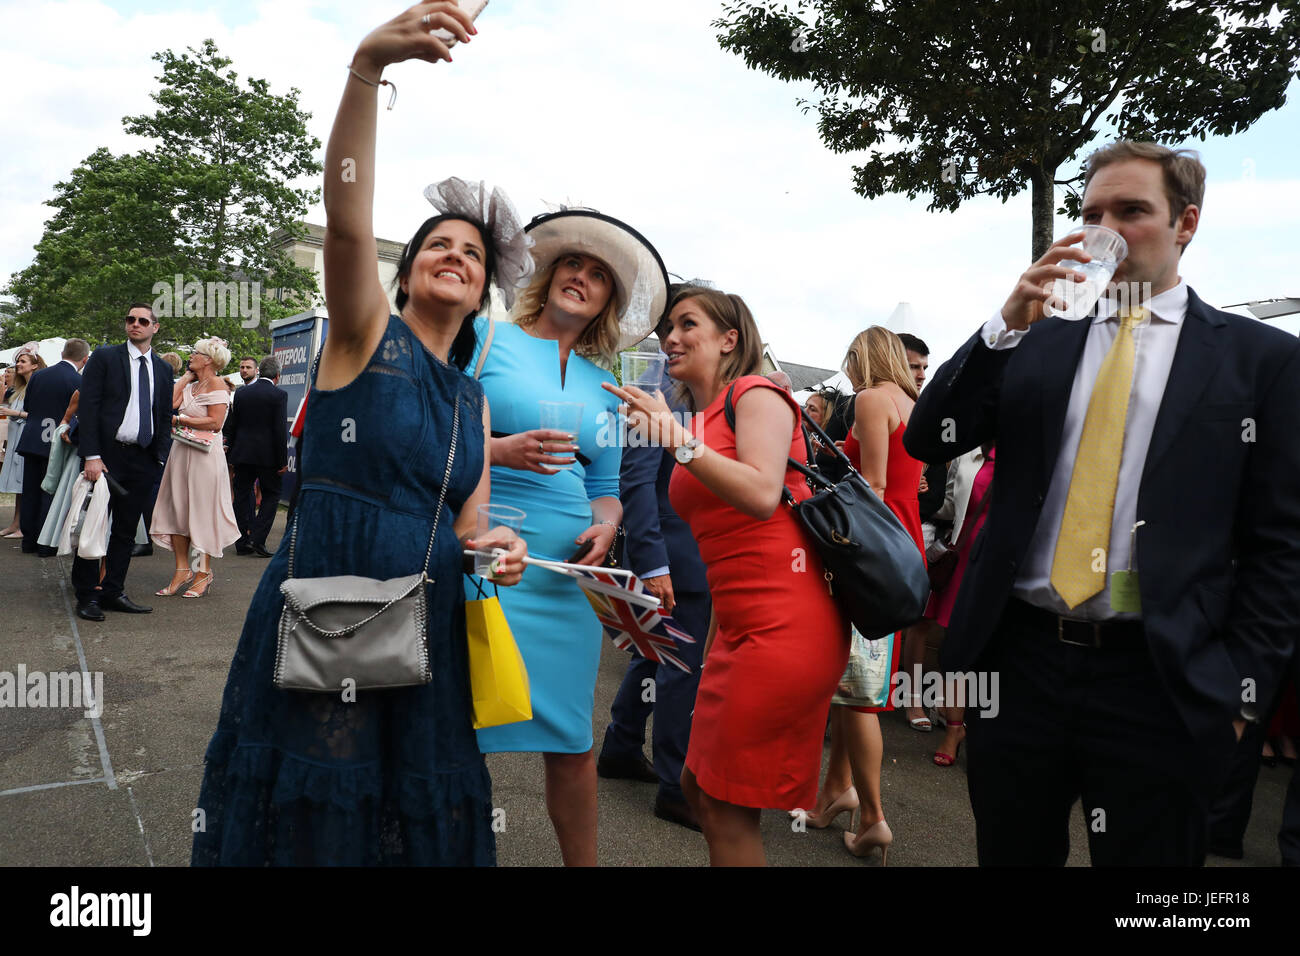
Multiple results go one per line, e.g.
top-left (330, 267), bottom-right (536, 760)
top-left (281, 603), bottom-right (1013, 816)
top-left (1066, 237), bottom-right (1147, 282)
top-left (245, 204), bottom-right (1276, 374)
top-left (675, 436), bottom-right (702, 465)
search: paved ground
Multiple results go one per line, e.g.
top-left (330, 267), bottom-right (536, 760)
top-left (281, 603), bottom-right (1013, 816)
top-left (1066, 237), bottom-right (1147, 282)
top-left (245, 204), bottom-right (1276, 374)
top-left (0, 495), bottom-right (1291, 867)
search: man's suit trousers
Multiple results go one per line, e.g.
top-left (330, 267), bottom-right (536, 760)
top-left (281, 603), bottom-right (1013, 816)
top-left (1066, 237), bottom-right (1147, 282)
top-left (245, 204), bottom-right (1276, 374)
top-left (966, 598), bottom-right (1210, 866)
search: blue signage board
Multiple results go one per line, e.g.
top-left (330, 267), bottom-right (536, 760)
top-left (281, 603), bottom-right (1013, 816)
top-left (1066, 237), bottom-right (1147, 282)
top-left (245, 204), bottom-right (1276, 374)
top-left (271, 312), bottom-right (327, 502)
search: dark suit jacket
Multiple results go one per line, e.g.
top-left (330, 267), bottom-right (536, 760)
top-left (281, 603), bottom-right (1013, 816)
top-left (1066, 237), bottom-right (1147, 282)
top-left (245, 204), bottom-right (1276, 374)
top-left (904, 288), bottom-right (1300, 773)
top-left (78, 344), bottom-right (174, 463)
top-left (619, 384), bottom-right (708, 595)
top-left (15, 361), bottom-right (81, 459)
top-left (225, 379), bottom-right (289, 469)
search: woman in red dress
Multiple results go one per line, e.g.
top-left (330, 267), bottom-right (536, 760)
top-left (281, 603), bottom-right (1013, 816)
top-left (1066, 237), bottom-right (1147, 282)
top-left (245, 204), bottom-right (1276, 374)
top-left (606, 288), bottom-right (849, 866)
top-left (802, 326), bottom-right (924, 863)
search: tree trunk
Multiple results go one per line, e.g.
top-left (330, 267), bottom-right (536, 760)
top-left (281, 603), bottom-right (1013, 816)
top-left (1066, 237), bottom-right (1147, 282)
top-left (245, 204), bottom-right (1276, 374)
top-left (1030, 165), bottom-right (1056, 262)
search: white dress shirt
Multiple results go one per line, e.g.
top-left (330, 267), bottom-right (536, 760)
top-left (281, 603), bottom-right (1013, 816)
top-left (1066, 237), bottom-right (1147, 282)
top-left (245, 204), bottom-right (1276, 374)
top-left (114, 341), bottom-right (157, 446)
top-left (978, 280), bottom-right (1191, 620)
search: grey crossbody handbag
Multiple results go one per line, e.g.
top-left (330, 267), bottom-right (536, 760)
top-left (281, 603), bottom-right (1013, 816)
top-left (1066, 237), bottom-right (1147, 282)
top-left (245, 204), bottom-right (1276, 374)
top-left (273, 383), bottom-right (461, 693)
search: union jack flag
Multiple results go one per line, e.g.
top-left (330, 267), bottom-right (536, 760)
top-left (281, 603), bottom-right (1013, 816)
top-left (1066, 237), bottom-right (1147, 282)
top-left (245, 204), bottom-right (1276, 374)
top-left (503, 554), bottom-right (698, 670)
top-left (579, 585), bottom-right (697, 672)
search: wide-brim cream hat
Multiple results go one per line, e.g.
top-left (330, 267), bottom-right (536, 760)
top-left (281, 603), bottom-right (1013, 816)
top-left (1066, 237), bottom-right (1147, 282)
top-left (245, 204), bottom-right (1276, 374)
top-left (524, 210), bottom-right (670, 350)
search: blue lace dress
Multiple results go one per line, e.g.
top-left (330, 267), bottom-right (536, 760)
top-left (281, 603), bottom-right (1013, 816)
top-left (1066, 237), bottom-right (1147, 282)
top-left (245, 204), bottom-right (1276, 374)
top-left (191, 316), bottom-right (495, 866)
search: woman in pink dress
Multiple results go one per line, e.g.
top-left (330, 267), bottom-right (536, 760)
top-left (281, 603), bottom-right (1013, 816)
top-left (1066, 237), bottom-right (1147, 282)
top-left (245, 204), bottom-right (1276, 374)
top-left (925, 445), bottom-right (995, 767)
top-left (151, 336), bottom-right (241, 598)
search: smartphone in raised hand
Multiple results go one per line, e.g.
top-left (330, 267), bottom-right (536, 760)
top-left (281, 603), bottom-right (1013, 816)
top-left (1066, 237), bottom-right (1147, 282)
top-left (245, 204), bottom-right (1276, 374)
top-left (430, 0), bottom-right (488, 47)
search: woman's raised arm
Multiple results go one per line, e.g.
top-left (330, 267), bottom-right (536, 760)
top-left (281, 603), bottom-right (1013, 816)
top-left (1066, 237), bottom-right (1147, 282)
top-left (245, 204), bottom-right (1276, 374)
top-left (320, 4), bottom-right (477, 387)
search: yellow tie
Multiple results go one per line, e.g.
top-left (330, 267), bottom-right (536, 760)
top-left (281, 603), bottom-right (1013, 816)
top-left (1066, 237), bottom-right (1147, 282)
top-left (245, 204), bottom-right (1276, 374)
top-left (1050, 306), bottom-right (1147, 609)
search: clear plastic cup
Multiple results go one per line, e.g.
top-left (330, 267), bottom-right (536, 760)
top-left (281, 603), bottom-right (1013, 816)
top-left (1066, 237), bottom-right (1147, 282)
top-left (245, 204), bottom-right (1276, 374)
top-left (1046, 225), bottom-right (1129, 320)
top-left (620, 351), bottom-right (667, 390)
top-left (538, 401), bottom-right (583, 470)
top-left (474, 504), bottom-right (525, 577)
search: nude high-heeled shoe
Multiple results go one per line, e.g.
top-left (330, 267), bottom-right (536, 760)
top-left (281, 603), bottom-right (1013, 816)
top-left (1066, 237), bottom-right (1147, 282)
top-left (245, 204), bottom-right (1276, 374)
top-left (844, 819), bottom-right (893, 865)
top-left (789, 787), bottom-right (860, 829)
top-left (156, 570), bottom-right (195, 597)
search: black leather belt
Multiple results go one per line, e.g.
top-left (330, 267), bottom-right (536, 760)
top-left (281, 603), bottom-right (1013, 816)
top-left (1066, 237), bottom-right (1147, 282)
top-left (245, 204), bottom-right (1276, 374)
top-left (1007, 598), bottom-right (1145, 649)
top-left (491, 430), bottom-right (591, 468)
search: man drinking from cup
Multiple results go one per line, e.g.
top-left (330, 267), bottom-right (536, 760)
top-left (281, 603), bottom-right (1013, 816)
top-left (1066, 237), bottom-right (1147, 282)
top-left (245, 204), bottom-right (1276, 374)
top-left (905, 141), bottom-right (1300, 866)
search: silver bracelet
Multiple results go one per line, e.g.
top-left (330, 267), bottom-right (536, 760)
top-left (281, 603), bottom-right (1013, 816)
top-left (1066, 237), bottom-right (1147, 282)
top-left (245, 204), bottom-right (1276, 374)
top-left (596, 519), bottom-right (617, 529)
top-left (346, 65), bottom-right (397, 110)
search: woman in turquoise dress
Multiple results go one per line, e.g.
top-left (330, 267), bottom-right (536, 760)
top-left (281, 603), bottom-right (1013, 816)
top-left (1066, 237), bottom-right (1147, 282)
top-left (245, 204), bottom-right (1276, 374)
top-left (191, 5), bottom-right (530, 866)
top-left (469, 211), bottom-right (669, 865)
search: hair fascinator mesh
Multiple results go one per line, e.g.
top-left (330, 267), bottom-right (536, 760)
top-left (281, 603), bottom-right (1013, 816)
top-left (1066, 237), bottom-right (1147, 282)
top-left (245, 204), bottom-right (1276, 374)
top-left (423, 177), bottom-right (535, 310)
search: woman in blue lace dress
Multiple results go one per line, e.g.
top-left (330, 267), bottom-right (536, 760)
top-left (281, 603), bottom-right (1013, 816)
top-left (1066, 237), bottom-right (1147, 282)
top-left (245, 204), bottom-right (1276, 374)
top-left (191, 4), bottom-right (529, 866)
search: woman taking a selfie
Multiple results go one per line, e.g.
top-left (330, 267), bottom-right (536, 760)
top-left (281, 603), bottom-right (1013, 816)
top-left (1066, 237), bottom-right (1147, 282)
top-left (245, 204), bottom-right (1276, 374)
top-left (192, 2), bottom-right (527, 867)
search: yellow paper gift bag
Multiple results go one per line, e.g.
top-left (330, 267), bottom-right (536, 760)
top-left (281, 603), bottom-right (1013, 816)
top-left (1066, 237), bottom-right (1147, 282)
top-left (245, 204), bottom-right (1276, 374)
top-left (466, 591), bottom-right (532, 729)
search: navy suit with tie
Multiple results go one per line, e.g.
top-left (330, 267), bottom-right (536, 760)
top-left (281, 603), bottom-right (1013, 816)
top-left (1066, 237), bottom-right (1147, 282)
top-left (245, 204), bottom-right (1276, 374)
top-left (16, 360), bottom-right (82, 551)
top-left (72, 343), bottom-right (173, 605)
top-left (599, 378), bottom-right (711, 804)
top-left (225, 378), bottom-right (289, 550)
top-left (905, 288), bottom-right (1300, 865)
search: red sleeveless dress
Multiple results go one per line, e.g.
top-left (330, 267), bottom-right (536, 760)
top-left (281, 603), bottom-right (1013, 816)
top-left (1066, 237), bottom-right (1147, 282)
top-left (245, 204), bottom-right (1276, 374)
top-left (669, 376), bottom-right (850, 810)
top-left (841, 412), bottom-right (926, 713)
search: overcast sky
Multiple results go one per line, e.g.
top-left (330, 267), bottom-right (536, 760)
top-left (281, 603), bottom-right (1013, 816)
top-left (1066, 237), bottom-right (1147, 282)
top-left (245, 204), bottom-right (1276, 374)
top-left (2, 0), bottom-right (1298, 374)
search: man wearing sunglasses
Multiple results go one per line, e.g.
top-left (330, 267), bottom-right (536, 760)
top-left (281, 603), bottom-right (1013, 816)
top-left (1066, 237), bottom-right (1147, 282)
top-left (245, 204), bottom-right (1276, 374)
top-left (72, 304), bottom-right (174, 621)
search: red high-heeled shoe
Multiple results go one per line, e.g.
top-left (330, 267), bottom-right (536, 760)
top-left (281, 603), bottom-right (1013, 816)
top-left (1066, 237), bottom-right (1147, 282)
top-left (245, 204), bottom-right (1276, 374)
top-left (933, 721), bottom-right (966, 767)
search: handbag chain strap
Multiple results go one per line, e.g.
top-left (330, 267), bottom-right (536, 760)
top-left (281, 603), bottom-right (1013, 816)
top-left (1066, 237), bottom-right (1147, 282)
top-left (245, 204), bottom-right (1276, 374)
top-left (287, 347), bottom-right (462, 583)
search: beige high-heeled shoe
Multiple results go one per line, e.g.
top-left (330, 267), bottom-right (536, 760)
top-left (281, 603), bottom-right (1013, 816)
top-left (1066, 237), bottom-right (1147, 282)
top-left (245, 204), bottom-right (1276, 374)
top-left (844, 819), bottom-right (893, 865)
top-left (156, 570), bottom-right (195, 596)
top-left (789, 787), bottom-right (860, 829)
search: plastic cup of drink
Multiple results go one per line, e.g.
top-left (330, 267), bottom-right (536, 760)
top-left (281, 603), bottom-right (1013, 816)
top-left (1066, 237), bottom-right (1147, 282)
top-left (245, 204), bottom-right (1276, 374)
top-left (620, 351), bottom-right (667, 390)
top-left (538, 401), bottom-right (584, 470)
top-left (1046, 225), bottom-right (1129, 320)
top-left (475, 504), bottom-right (525, 577)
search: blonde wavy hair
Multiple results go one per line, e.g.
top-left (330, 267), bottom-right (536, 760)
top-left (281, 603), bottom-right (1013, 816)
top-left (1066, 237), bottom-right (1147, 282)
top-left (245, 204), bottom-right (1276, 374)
top-left (11, 349), bottom-right (47, 401)
top-left (511, 255), bottom-right (623, 368)
top-left (843, 326), bottom-right (918, 400)
top-left (191, 336), bottom-right (232, 372)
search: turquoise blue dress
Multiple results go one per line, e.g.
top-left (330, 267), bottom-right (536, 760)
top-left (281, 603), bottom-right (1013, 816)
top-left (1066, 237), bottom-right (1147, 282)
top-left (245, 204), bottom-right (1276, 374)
top-left (468, 318), bottom-right (622, 754)
top-left (192, 316), bottom-right (495, 866)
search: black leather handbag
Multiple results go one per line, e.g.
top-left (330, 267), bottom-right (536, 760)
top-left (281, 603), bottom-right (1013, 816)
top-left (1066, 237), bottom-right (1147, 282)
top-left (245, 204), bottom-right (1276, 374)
top-left (724, 384), bottom-right (930, 636)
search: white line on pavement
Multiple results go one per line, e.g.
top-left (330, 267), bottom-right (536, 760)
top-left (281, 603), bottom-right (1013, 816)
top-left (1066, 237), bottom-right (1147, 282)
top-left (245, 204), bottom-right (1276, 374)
top-left (0, 777), bottom-right (108, 797)
top-left (55, 557), bottom-right (118, 790)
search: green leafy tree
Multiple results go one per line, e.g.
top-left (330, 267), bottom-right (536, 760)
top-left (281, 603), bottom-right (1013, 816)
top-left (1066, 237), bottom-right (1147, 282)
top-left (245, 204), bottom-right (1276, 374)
top-left (5, 149), bottom-right (181, 346)
top-left (715, 1), bottom-right (1300, 258)
top-left (5, 39), bottom-right (322, 363)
